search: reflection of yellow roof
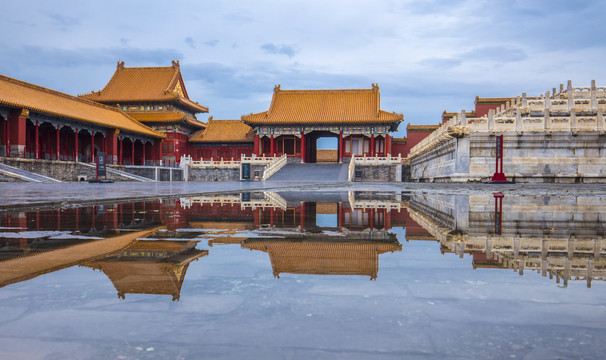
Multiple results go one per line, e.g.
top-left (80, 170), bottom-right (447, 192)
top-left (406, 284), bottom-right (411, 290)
top-left (86, 240), bottom-right (208, 301)
top-left (190, 119), bottom-right (255, 143)
top-left (127, 111), bottom-right (206, 129)
top-left (244, 240), bottom-right (401, 279)
top-left (242, 85), bottom-right (403, 125)
top-left (0, 75), bottom-right (163, 138)
top-left (80, 61), bottom-right (208, 113)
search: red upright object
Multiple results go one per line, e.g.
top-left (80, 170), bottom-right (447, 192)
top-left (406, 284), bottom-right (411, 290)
top-left (55, 126), bottom-right (59, 160)
top-left (74, 128), bottom-right (78, 162)
top-left (270, 134), bottom-right (275, 156)
top-left (491, 135), bottom-right (508, 182)
top-left (300, 131), bottom-right (306, 163)
top-left (35, 120), bottom-right (40, 159)
top-left (338, 131), bottom-right (344, 163)
top-left (493, 192), bottom-right (504, 235)
top-left (370, 134), bottom-right (375, 157)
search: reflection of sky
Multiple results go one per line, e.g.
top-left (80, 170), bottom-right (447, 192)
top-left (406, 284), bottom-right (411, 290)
top-left (316, 213), bottom-right (338, 227)
top-left (1, 224), bottom-right (606, 358)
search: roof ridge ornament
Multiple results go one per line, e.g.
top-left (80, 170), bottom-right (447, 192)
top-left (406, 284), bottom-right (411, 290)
top-left (372, 83), bottom-right (379, 92)
top-left (274, 84), bottom-right (281, 92)
top-left (208, 115), bottom-right (213, 121)
top-left (117, 61), bottom-right (125, 70)
top-left (172, 60), bottom-right (180, 69)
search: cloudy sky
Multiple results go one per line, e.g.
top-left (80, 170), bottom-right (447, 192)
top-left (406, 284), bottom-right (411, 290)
top-left (1, 0), bottom-right (604, 137)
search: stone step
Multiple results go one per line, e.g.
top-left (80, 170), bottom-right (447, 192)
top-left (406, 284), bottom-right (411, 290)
top-left (268, 163), bottom-right (349, 182)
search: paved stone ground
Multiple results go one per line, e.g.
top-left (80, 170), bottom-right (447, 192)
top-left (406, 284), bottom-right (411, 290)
top-left (1, 180), bottom-right (606, 210)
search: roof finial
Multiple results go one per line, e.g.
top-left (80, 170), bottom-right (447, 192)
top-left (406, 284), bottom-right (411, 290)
top-left (117, 61), bottom-right (125, 70)
top-left (274, 84), bottom-right (281, 92)
top-left (372, 83), bottom-right (379, 91)
top-left (208, 115), bottom-right (213, 121)
top-left (172, 60), bottom-right (180, 69)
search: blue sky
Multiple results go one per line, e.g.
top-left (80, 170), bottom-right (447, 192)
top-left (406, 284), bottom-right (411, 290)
top-left (1, 0), bottom-right (604, 137)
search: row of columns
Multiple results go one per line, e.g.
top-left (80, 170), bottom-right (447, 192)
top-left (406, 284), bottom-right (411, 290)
top-left (252, 131), bottom-right (392, 161)
top-left (1, 110), bottom-right (160, 164)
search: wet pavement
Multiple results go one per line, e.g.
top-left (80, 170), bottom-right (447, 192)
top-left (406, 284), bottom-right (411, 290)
top-left (0, 189), bottom-right (606, 359)
top-left (2, 181), bottom-right (606, 210)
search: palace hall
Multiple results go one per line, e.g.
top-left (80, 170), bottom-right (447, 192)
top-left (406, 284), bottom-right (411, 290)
top-left (242, 84), bottom-right (403, 163)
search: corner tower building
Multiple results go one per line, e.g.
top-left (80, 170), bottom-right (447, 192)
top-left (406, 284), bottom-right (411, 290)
top-left (80, 61), bottom-right (208, 166)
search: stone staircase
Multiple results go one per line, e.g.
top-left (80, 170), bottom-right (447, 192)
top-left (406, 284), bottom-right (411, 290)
top-left (0, 163), bottom-right (61, 183)
top-left (268, 163), bottom-right (349, 182)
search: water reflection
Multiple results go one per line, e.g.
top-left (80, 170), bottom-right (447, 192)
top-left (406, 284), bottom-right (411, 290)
top-left (1, 190), bottom-right (605, 297)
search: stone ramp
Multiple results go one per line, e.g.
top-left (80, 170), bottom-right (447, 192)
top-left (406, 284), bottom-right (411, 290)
top-left (79, 163), bottom-right (154, 182)
top-left (268, 163), bottom-right (349, 182)
top-left (0, 162), bottom-right (61, 183)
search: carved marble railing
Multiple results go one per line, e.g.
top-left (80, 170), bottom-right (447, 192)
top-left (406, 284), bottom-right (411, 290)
top-left (189, 157), bottom-right (240, 168)
top-left (262, 154), bottom-right (287, 181)
top-left (408, 80), bottom-right (606, 161)
top-left (347, 154), bottom-right (403, 181)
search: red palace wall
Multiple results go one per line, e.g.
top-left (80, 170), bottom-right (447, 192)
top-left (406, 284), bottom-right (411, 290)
top-left (475, 102), bottom-right (507, 117)
top-left (193, 145), bottom-right (253, 161)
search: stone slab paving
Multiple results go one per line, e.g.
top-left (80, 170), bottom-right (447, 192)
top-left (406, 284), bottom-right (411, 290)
top-left (2, 181), bottom-right (606, 211)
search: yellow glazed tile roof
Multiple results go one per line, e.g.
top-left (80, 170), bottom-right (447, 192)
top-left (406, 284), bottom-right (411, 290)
top-left (242, 84), bottom-right (402, 125)
top-left (407, 124), bottom-right (440, 130)
top-left (127, 111), bottom-right (206, 128)
top-left (189, 118), bottom-right (255, 143)
top-left (0, 74), bottom-right (163, 138)
top-left (80, 61), bottom-right (209, 113)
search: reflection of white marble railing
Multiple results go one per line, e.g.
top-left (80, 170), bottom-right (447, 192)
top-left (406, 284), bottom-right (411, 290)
top-left (262, 154), bottom-right (287, 181)
top-left (347, 191), bottom-right (403, 211)
top-left (347, 155), bottom-right (403, 181)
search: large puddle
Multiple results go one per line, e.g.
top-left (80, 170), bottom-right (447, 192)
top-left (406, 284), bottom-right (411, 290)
top-left (0, 191), bottom-right (605, 359)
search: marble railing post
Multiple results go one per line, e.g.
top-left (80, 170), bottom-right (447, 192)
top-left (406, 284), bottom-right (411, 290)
top-left (522, 92), bottom-right (527, 108)
top-left (598, 111), bottom-right (605, 132)
top-left (567, 80), bottom-right (574, 111)
top-left (544, 110), bottom-right (551, 131)
top-left (570, 109), bottom-right (577, 132)
top-left (488, 109), bottom-right (494, 131)
top-left (544, 91), bottom-right (551, 110)
top-left (515, 108), bottom-right (522, 132)
top-left (459, 110), bottom-right (467, 126)
top-left (591, 80), bottom-right (597, 110)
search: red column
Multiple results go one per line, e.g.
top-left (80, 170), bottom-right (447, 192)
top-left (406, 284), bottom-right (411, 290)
top-left (119, 137), bottom-right (123, 165)
top-left (90, 131), bottom-right (95, 162)
top-left (369, 209), bottom-right (375, 230)
top-left (270, 134), bottom-right (275, 156)
top-left (4, 115), bottom-right (8, 157)
top-left (102, 133), bottom-right (107, 164)
top-left (254, 135), bottom-right (260, 156)
top-left (35, 120), bottom-right (40, 159)
top-left (339, 131), bottom-right (344, 163)
top-left (337, 202), bottom-right (343, 231)
top-left (106, 130), bottom-right (117, 164)
top-left (370, 134), bottom-right (375, 157)
top-left (131, 139), bottom-right (135, 165)
top-left (385, 134), bottom-right (391, 156)
top-left (254, 208), bottom-right (260, 228)
top-left (152, 141), bottom-right (157, 165)
top-left (8, 109), bottom-right (28, 158)
top-left (299, 202), bottom-right (305, 231)
top-left (300, 131), bottom-right (306, 163)
top-left (74, 128), bottom-right (78, 162)
top-left (384, 209), bottom-right (392, 230)
top-left (142, 142), bottom-right (146, 165)
top-left (56, 126), bottom-right (60, 160)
